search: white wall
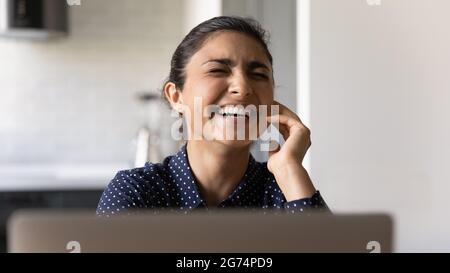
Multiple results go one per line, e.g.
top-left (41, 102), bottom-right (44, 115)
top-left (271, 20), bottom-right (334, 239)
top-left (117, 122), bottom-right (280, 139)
top-left (0, 0), bottom-right (184, 166)
top-left (184, 0), bottom-right (222, 34)
top-left (308, 0), bottom-right (450, 252)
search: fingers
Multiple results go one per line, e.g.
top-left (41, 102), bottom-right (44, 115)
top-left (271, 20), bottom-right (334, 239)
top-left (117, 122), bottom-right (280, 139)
top-left (272, 100), bottom-right (301, 122)
top-left (268, 140), bottom-right (281, 158)
top-left (267, 102), bottom-right (312, 161)
top-left (267, 114), bottom-right (311, 146)
top-left (266, 115), bottom-right (290, 140)
top-left (278, 126), bottom-right (289, 141)
top-left (267, 114), bottom-right (306, 132)
top-left (267, 102), bottom-right (311, 146)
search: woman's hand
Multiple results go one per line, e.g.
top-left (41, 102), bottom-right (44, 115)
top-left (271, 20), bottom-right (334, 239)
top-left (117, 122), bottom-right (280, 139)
top-left (266, 101), bottom-right (316, 201)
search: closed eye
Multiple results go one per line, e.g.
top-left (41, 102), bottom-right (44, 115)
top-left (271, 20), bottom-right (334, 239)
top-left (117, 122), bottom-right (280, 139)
top-left (209, 69), bottom-right (227, 73)
top-left (208, 69), bottom-right (230, 77)
top-left (252, 73), bottom-right (269, 79)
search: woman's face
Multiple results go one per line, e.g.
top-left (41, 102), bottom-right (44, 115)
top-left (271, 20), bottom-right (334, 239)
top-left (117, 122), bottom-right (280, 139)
top-left (177, 31), bottom-right (274, 147)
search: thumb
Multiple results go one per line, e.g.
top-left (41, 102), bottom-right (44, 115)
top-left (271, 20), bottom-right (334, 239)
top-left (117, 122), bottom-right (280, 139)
top-left (268, 140), bottom-right (281, 158)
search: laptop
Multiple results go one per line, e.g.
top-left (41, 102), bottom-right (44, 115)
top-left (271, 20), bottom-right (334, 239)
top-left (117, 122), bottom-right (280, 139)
top-left (7, 209), bottom-right (393, 253)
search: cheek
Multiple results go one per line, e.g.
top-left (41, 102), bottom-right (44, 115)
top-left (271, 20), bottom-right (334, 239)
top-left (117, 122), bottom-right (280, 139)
top-left (186, 76), bottom-right (226, 102)
top-left (256, 86), bottom-right (274, 105)
top-left (200, 78), bottom-right (227, 98)
top-left (182, 80), bottom-right (226, 126)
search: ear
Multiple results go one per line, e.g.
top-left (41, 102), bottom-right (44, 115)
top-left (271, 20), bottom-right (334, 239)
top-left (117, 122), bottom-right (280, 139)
top-left (164, 82), bottom-right (184, 114)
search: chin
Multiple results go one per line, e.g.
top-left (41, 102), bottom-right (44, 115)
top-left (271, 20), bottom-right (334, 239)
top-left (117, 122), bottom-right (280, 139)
top-left (214, 139), bottom-right (253, 149)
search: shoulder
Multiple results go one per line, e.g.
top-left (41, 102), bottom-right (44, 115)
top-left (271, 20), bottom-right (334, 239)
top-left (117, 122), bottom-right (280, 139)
top-left (107, 156), bottom-right (173, 192)
top-left (97, 154), bottom-right (176, 216)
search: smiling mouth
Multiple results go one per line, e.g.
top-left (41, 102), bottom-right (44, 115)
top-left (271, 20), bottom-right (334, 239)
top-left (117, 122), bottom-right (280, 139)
top-left (209, 105), bottom-right (253, 119)
top-left (214, 112), bottom-right (249, 118)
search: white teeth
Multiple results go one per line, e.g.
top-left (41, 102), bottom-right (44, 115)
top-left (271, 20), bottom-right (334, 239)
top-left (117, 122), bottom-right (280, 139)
top-left (219, 105), bottom-right (247, 117)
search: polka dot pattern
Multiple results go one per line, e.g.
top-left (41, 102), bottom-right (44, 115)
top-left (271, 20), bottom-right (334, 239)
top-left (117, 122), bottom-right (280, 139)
top-left (97, 144), bottom-right (329, 217)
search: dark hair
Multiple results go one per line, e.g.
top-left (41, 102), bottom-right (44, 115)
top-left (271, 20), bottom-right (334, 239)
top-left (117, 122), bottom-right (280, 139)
top-left (162, 16), bottom-right (273, 102)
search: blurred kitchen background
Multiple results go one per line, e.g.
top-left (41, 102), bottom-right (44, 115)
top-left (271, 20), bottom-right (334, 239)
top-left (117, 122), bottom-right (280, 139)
top-left (0, 0), bottom-right (449, 252)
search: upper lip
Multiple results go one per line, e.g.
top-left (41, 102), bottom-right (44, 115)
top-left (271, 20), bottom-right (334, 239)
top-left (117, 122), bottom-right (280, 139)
top-left (217, 102), bottom-right (255, 108)
top-left (208, 103), bottom-right (258, 118)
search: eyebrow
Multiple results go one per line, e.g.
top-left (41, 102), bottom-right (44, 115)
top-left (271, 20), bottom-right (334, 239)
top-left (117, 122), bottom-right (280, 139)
top-left (203, 58), bottom-right (270, 71)
top-left (203, 58), bottom-right (234, 66)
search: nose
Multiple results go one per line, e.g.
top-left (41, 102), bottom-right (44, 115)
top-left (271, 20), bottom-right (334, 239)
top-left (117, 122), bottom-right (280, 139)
top-left (228, 72), bottom-right (253, 98)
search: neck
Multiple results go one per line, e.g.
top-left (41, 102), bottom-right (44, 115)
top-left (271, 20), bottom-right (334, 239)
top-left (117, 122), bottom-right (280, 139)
top-left (186, 141), bottom-right (251, 207)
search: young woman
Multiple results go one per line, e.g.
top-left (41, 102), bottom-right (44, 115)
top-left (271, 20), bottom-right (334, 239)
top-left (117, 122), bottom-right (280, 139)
top-left (97, 16), bottom-right (329, 216)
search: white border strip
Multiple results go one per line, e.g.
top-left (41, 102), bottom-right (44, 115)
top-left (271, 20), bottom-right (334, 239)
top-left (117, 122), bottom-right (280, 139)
top-left (184, 0), bottom-right (223, 35)
top-left (297, 0), bottom-right (312, 172)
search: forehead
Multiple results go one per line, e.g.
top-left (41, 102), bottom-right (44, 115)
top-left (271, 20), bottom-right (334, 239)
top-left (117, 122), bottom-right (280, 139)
top-left (189, 31), bottom-right (271, 66)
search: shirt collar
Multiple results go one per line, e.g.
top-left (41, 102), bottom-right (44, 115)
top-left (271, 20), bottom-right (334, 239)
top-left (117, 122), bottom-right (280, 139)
top-left (168, 144), bottom-right (259, 209)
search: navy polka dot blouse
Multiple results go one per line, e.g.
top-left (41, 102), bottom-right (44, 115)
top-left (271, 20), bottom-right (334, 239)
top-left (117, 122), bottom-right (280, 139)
top-left (97, 144), bottom-right (329, 217)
